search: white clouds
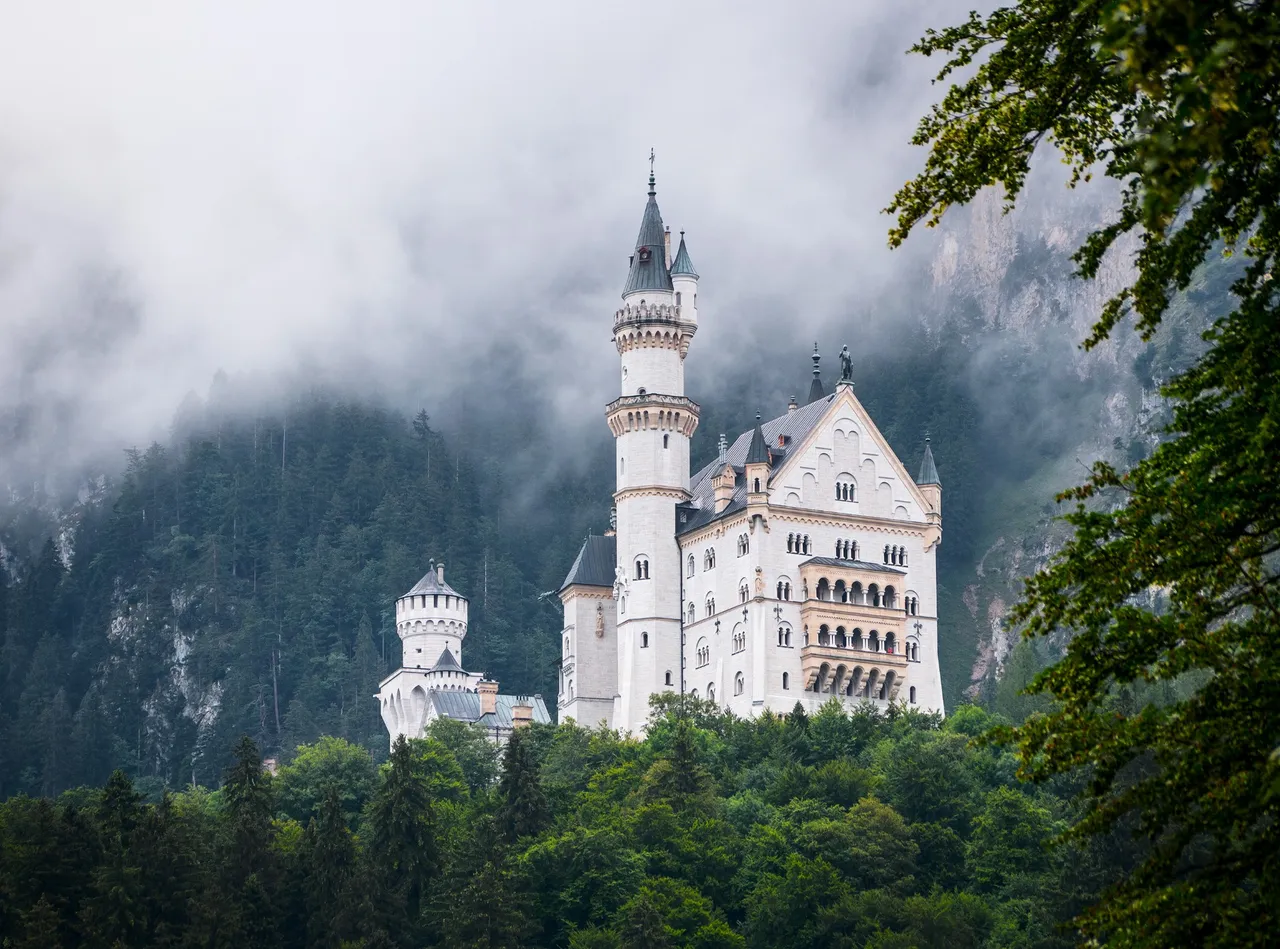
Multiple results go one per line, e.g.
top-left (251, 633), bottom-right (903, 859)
top-left (0, 1), bottom-right (964, 480)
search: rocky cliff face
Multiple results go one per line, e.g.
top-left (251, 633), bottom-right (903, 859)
top-left (923, 180), bottom-right (1214, 700)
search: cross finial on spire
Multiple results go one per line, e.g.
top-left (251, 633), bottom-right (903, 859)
top-left (648, 148), bottom-right (656, 194)
top-left (717, 433), bottom-right (728, 463)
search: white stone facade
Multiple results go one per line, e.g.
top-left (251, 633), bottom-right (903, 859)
top-left (557, 176), bottom-right (945, 734)
top-left (377, 560), bottom-right (551, 747)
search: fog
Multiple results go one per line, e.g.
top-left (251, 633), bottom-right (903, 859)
top-left (4, 1), bottom-right (1110, 492)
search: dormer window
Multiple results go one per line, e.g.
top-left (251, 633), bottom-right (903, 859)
top-left (638, 247), bottom-right (652, 262)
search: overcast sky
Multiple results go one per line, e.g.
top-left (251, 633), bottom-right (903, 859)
top-left (0, 1), bottom-right (982, 485)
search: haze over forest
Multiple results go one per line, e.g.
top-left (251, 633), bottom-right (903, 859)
top-left (0, 2), bottom-right (1217, 778)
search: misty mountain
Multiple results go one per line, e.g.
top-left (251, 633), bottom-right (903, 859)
top-left (0, 189), bottom-right (1226, 793)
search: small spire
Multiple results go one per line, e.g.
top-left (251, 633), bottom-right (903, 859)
top-left (917, 434), bottom-right (940, 486)
top-left (648, 147), bottom-right (656, 195)
top-left (717, 433), bottom-right (728, 464)
top-left (746, 413), bottom-right (770, 466)
top-left (670, 230), bottom-right (699, 278)
top-left (807, 344), bottom-right (825, 404)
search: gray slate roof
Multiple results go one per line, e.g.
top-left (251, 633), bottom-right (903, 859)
top-left (622, 179), bottom-right (675, 296)
top-left (560, 534), bottom-right (617, 590)
top-left (406, 566), bottom-right (463, 599)
top-left (916, 438), bottom-right (940, 485)
top-left (680, 395), bottom-right (835, 535)
top-left (432, 646), bottom-right (463, 673)
top-left (800, 556), bottom-right (906, 575)
top-left (670, 233), bottom-right (698, 277)
top-left (428, 690), bottom-right (552, 728)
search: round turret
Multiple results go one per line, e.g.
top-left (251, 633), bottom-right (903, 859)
top-left (395, 559), bottom-right (468, 669)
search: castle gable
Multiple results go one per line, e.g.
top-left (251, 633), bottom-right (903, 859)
top-left (769, 387), bottom-right (930, 522)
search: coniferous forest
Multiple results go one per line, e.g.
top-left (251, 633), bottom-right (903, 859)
top-left (0, 699), bottom-right (1129, 949)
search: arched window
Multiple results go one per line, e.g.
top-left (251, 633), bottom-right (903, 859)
top-left (568, 680), bottom-right (574, 699)
top-left (696, 638), bottom-right (709, 667)
top-left (836, 477), bottom-right (856, 501)
top-left (564, 634), bottom-right (570, 656)
top-left (635, 557), bottom-right (649, 580)
top-left (733, 629), bottom-right (746, 653)
top-left (663, 434), bottom-right (669, 449)
top-left (739, 582), bottom-right (749, 603)
top-left (883, 586), bottom-right (896, 609)
top-left (753, 477), bottom-right (761, 492)
top-left (687, 554), bottom-right (695, 577)
top-left (737, 534), bottom-right (749, 557)
top-left (851, 628), bottom-right (863, 649)
top-left (664, 670), bottom-right (673, 686)
top-left (909, 686), bottom-right (917, 704)
top-left (687, 602), bottom-right (696, 624)
top-left (641, 631), bottom-right (649, 648)
top-left (782, 672), bottom-right (790, 690)
top-left (804, 535), bottom-right (811, 554)
top-left (708, 684), bottom-right (716, 703)
top-left (883, 544), bottom-right (891, 564)
top-left (734, 672), bottom-right (745, 695)
top-left (706, 595), bottom-right (715, 617)
top-left (817, 578), bottom-right (830, 601)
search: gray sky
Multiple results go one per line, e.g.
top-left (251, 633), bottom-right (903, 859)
top-left (0, 1), bottom-right (981, 483)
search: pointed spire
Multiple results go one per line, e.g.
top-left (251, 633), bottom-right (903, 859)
top-left (623, 158), bottom-right (673, 297)
top-left (670, 230), bottom-right (699, 278)
top-left (807, 343), bottom-right (825, 404)
top-left (916, 435), bottom-right (940, 486)
top-left (746, 412), bottom-right (770, 465)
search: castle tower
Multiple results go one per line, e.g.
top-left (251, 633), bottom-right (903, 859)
top-left (394, 559), bottom-right (468, 670)
top-left (605, 169), bottom-right (700, 733)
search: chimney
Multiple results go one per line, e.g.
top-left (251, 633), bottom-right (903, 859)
top-left (788, 395), bottom-right (798, 414)
top-left (437, 561), bottom-right (445, 583)
top-left (512, 700), bottom-right (533, 729)
top-left (664, 226), bottom-right (672, 268)
top-left (478, 679), bottom-right (498, 716)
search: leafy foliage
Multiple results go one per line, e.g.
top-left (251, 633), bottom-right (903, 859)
top-left (890, 1), bottom-right (1280, 944)
top-left (0, 701), bottom-right (1138, 947)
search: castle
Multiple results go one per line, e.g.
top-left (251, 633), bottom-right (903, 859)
top-left (376, 559), bottom-right (550, 748)
top-left (556, 171), bottom-right (945, 733)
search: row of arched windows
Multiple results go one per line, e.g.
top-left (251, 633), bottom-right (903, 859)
top-left (732, 630), bottom-right (746, 653)
top-left (696, 640), bottom-right (710, 667)
top-left (776, 581), bottom-right (792, 600)
top-left (704, 548), bottom-right (717, 570)
top-left (835, 539), bottom-right (858, 560)
top-left (814, 624), bottom-right (898, 653)
top-left (705, 595), bottom-right (716, 617)
top-left (777, 626), bottom-right (793, 647)
top-left (814, 578), bottom-right (899, 609)
top-left (836, 480), bottom-right (856, 501)
top-left (905, 596), bottom-right (919, 615)
top-left (787, 533), bottom-right (812, 554)
top-left (736, 533), bottom-right (750, 556)
top-left (739, 582), bottom-right (750, 604)
top-left (884, 545), bottom-right (907, 566)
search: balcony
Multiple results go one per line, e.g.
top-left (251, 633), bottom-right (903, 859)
top-left (800, 640), bottom-right (907, 700)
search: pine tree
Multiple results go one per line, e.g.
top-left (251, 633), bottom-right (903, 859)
top-left (495, 728), bottom-right (549, 843)
top-left (368, 736), bottom-right (437, 925)
top-left (221, 736), bottom-right (275, 884)
top-left (15, 896), bottom-right (62, 949)
top-left (302, 787), bottom-right (359, 949)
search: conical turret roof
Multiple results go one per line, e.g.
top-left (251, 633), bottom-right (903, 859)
top-left (622, 174), bottom-right (675, 296)
top-left (746, 414), bottom-right (770, 465)
top-left (916, 437), bottom-right (940, 485)
top-left (670, 231), bottom-right (698, 278)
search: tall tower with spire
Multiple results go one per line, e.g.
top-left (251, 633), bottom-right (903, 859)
top-left (605, 166), bottom-right (700, 733)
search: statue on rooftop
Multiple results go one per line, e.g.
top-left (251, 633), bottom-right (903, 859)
top-left (839, 345), bottom-right (853, 382)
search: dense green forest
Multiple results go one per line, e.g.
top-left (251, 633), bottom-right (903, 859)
top-left (0, 333), bottom-right (996, 796)
top-left (0, 697), bottom-right (1134, 949)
